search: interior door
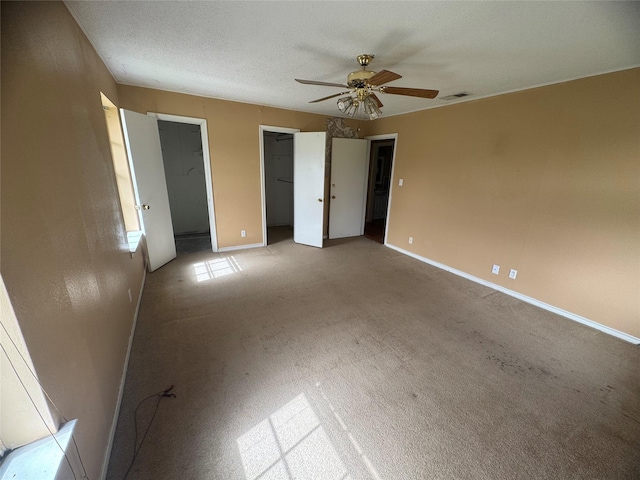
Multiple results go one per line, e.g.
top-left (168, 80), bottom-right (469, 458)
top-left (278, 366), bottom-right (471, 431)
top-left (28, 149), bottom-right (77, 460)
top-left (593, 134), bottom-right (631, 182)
top-left (120, 109), bottom-right (176, 271)
top-left (329, 138), bottom-right (369, 239)
top-left (293, 132), bottom-right (326, 248)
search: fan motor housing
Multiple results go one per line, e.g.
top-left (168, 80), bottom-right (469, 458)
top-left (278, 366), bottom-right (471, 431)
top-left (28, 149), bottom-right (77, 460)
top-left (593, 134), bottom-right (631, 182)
top-left (347, 70), bottom-right (376, 88)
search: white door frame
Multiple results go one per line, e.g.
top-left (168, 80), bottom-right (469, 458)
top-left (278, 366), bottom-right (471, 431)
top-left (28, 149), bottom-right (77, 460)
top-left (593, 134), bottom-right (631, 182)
top-left (148, 112), bottom-right (219, 252)
top-left (259, 125), bottom-right (300, 246)
top-left (364, 133), bottom-right (398, 246)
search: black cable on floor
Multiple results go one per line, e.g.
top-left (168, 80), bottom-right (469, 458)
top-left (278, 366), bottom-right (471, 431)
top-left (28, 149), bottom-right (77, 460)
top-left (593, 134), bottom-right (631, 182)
top-left (122, 385), bottom-right (176, 480)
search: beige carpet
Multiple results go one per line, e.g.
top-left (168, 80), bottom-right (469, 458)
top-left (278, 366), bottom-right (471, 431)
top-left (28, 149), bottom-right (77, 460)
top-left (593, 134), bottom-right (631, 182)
top-left (107, 232), bottom-right (640, 479)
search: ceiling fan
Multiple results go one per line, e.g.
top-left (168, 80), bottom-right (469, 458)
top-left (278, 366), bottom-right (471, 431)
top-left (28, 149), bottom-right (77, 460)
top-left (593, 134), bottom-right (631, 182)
top-left (295, 54), bottom-right (439, 119)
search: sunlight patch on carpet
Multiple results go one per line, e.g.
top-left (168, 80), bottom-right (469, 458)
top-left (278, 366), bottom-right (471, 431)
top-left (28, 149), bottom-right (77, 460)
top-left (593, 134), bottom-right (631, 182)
top-left (237, 393), bottom-right (351, 480)
top-left (193, 256), bottom-right (242, 282)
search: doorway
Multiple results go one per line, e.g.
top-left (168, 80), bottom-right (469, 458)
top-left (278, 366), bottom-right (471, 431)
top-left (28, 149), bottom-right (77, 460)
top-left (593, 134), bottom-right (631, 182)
top-left (260, 127), bottom-right (370, 249)
top-left (364, 138), bottom-right (396, 244)
top-left (150, 113), bottom-right (218, 255)
top-left (260, 126), bottom-right (299, 245)
top-left (157, 120), bottom-right (210, 254)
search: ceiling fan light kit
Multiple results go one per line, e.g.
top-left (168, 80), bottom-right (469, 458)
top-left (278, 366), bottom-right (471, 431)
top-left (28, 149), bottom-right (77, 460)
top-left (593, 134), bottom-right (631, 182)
top-left (336, 96), bottom-right (354, 113)
top-left (363, 96), bottom-right (381, 119)
top-left (296, 54), bottom-right (439, 120)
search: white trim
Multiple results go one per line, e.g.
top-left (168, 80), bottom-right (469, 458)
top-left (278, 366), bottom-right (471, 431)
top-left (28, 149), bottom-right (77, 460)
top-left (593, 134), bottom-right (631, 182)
top-left (364, 133), bottom-right (398, 245)
top-left (100, 268), bottom-right (147, 480)
top-left (259, 125), bottom-right (300, 247)
top-left (365, 134), bottom-right (399, 141)
top-left (386, 243), bottom-right (640, 345)
top-left (0, 419), bottom-right (77, 480)
top-left (218, 242), bottom-right (264, 253)
top-left (126, 230), bottom-right (143, 253)
top-left (147, 112), bottom-right (219, 252)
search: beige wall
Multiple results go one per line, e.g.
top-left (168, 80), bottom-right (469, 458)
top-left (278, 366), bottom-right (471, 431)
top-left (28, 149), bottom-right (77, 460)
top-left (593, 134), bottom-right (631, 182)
top-left (364, 69), bottom-right (640, 338)
top-left (1, 2), bottom-right (145, 478)
top-left (1, 274), bottom-right (58, 450)
top-left (117, 86), bottom-right (362, 248)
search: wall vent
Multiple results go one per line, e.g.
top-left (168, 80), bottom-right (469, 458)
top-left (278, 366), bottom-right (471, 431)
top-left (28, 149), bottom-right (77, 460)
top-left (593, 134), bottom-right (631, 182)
top-left (442, 92), bottom-right (472, 101)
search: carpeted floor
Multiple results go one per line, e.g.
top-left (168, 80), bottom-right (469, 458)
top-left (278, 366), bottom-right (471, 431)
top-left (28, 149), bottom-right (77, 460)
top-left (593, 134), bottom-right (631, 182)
top-left (175, 232), bottom-right (212, 255)
top-left (107, 235), bottom-right (640, 479)
top-left (267, 225), bottom-right (293, 246)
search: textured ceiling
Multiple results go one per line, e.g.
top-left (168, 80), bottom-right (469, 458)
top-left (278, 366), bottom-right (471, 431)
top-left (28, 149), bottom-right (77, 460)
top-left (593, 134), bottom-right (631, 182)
top-left (65, 1), bottom-right (640, 119)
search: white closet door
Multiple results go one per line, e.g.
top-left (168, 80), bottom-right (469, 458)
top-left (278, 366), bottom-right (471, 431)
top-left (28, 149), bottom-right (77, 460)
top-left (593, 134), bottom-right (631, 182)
top-left (293, 132), bottom-right (326, 248)
top-left (121, 109), bottom-right (176, 271)
top-left (329, 138), bottom-right (368, 239)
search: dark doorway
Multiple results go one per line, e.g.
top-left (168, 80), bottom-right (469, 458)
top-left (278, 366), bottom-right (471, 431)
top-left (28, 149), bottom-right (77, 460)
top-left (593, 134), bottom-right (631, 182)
top-left (157, 120), bottom-right (211, 254)
top-left (263, 131), bottom-right (294, 245)
top-left (364, 140), bottom-right (395, 244)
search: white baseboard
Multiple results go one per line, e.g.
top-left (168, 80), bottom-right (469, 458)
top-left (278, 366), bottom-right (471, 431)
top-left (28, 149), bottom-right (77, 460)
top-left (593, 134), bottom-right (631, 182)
top-left (100, 268), bottom-right (147, 480)
top-left (218, 242), bottom-right (264, 252)
top-left (386, 243), bottom-right (640, 345)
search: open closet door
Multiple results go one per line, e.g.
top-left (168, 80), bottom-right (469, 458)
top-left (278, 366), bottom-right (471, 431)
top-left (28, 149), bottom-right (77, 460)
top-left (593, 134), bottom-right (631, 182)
top-left (329, 138), bottom-right (369, 239)
top-left (293, 132), bottom-right (326, 248)
top-left (120, 109), bottom-right (176, 271)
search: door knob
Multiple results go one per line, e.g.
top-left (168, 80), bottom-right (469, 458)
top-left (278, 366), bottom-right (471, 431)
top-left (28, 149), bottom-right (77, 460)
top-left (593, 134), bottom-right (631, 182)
top-left (136, 204), bottom-right (151, 210)
top-left (318, 198), bottom-right (323, 202)
top-left (331, 195), bottom-right (336, 199)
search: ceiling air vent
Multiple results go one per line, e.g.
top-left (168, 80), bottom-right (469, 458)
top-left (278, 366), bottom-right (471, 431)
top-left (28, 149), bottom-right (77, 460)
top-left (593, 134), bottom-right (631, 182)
top-left (442, 92), bottom-right (472, 101)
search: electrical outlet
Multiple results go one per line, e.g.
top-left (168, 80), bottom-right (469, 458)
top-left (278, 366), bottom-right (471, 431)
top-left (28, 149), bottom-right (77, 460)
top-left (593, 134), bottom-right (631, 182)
top-left (491, 264), bottom-right (500, 275)
top-left (509, 269), bottom-right (518, 279)
top-left (399, 178), bottom-right (404, 186)
top-left (408, 236), bottom-right (413, 244)
top-left (241, 230), bottom-right (246, 238)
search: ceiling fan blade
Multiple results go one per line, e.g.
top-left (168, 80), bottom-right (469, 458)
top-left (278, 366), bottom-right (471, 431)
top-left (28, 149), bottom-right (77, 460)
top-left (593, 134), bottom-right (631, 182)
top-left (381, 86), bottom-right (439, 99)
top-left (367, 70), bottom-right (402, 86)
top-left (296, 78), bottom-right (349, 88)
top-left (309, 91), bottom-right (351, 103)
top-left (369, 93), bottom-right (384, 108)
